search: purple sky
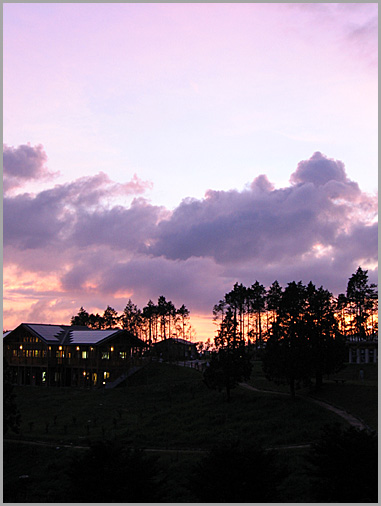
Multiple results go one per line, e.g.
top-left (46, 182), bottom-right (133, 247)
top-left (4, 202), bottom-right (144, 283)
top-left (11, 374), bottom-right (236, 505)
top-left (3, 3), bottom-right (378, 339)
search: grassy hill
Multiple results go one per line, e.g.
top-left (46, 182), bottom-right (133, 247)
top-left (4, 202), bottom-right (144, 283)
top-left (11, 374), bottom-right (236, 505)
top-left (4, 360), bottom-right (377, 502)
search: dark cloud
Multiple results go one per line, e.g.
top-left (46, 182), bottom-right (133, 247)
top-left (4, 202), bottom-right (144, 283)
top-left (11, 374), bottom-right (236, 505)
top-left (290, 151), bottom-right (348, 186)
top-left (3, 147), bottom-right (377, 329)
top-left (147, 152), bottom-right (373, 267)
top-left (3, 143), bottom-right (58, 193)
top-left (4, 166), bottom-right (158, 250)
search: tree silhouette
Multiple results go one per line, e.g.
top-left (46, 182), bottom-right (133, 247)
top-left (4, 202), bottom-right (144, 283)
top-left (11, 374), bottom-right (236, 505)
top-left (305, 282), bottom-right (346, 389)
top-left (70, 306), bottom-right (90, 326)
top-left (102, 305), bottom-right (119, 329)
top-left (266, 279), bottom-right (283, 326)
top-left (142, 299), bottom-right (157, 345)
top-left (346, 266), bottom-right (377, 337)
top-left (263, 281), bottom-right (345, 396)
top-left (248, 280), bottom-right (266, 350)
top-left (177, 304), bottom-right (190, 339)
top-left (263, 281), bottom-right (310, 398)
top-left (205, 308), bottom-right (252, 401)
top-left (121, 299), bottom-right (142, 335)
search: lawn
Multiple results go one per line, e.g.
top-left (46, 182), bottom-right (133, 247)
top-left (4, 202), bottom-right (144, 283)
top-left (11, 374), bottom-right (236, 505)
top-left (4, 360), bottom-right (374, 502)
top-left (247, 361), bottom-right (378, 430)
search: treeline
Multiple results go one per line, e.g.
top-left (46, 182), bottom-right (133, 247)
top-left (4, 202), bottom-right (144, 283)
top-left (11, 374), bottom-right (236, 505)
top-left (207, 266), bottom-right (377, 399)
top-left (213, 266), bottom-right (378, 347)
top-left (70, 296), bottom-right (193, 344)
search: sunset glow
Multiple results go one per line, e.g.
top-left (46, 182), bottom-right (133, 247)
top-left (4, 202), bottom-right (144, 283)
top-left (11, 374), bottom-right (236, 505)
top-left (3, 3), bottom-right (377, 340)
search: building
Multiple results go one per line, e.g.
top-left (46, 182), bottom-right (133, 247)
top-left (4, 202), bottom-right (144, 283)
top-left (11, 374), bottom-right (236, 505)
top-left (153, 338), bottom-right (198, 362)
top-left (3, 323), bottom-right (146, 387)
top-left (347, 333), bottom-right (378, 364)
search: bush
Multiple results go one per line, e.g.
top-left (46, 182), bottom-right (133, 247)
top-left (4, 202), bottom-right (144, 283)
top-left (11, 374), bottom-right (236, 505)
top-left (66, 440), bottom-right (167, 502)
top-left (189, 439), bottom-right (286, 502)
top-left (307, 424), bottom-right (378, 502)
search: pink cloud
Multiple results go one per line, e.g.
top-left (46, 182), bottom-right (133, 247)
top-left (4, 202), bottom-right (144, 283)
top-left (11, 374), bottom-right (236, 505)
top-left (3, 143), bottom-right (58, 193)
top-left (3, 146), bottom-right (378, 336)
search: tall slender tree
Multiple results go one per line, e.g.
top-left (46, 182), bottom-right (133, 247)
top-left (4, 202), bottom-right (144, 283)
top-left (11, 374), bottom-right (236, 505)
top-left (177, 304), bottom-right (190, 340)
top-left (248, 281), bottom-right (266, 350)
top-left (346, 267), bottom-right (378, 338)
top-left (305, 283), bottom-right (345, 389)
top-left (263, 281), bottom-right (310, 398)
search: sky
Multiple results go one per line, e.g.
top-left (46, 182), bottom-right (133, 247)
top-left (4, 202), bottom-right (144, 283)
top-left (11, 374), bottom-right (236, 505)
top-left (3, 3), bottom-right (378, 340)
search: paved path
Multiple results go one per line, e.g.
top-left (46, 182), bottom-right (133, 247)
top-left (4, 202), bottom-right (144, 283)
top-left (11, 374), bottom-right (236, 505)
top-left (239, 382), bottom-right (370, 431)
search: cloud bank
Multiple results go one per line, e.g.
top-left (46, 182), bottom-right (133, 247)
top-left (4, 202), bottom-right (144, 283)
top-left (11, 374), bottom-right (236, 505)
top-left (3, 145), bottom-right (377, 334)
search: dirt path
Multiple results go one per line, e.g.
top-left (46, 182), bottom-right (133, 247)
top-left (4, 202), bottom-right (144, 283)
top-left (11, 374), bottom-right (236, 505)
top-left (239, 382), bottom-right (370, 431)
top-left (4, 438), bottom-right (312, 453)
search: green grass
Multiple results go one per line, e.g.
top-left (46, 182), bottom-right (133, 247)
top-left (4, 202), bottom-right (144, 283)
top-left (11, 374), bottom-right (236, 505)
top-left (4, 361), bottom-right (376, 502)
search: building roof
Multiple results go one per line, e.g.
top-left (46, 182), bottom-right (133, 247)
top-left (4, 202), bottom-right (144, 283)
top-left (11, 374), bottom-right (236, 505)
top-left (3, 323), bottom-right (145, 347)
top-left (154, 337), bottom-right (196, 346)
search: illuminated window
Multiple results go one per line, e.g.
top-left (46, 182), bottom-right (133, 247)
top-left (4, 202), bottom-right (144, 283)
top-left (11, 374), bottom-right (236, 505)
top-left (119, 352), bottom-right (127, 359)
top-left (82, 351), bottom-right (88, 359)
top-left (104, 371), bottom-right (110, 380)
top-left (42, 371), bottom-right (46, 383)
top-left (102, 352), bottom-right (110, 360)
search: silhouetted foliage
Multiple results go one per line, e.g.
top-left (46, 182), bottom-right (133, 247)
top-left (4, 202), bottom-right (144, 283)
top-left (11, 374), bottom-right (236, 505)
top-left (203, 347), bottom-right (252, 401)
top-left (262, 281), bottom-right (345, 396)
top-left (206, 305), bottom-right (252, 400)
top-left (345, 266), bottom-right (378, 337)
top-left (3, 358), bottom-right (20, 435)
top-left (66, 440), bottom-right (167, 502)
top-left (190, 439), bottom-right (286, 502)
top-left (70, 296), bottom-right (191, 343)
top-left (307, 424), bottom-right (378, 502)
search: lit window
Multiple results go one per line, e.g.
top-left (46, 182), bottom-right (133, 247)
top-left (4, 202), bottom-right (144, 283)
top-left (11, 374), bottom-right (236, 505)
top-left (82, 351), bottom-right (88, 359)
top-left (102, 352), bottom-right (110, 360)
top-left (104, 371), bottom-right (110, 380)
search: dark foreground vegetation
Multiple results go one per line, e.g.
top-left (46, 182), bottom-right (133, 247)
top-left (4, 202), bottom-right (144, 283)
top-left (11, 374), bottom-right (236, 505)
top-left (3, 361), bottom-right (378, 502)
